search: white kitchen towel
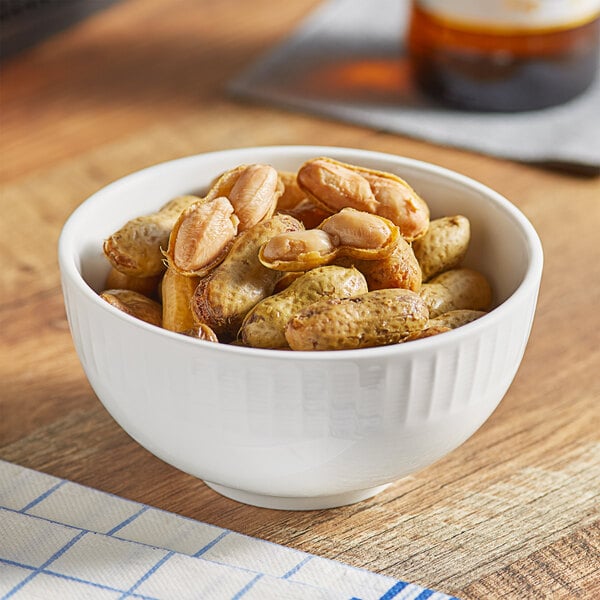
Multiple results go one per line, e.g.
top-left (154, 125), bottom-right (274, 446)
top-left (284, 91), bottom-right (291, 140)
top-left (229, 0), bottom-right (600, 173)
top-left (0, 460), bottom-right (458, 599)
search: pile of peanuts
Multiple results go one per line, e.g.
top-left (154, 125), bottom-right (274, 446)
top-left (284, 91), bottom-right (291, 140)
top-left (100, 157), bottom-right (492, 350)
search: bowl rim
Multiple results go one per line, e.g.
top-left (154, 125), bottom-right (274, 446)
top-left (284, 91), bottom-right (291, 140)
top-left (58, 144), bottom-right (544, 361)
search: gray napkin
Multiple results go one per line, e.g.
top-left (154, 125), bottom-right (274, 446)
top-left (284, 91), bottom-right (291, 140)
top-left (229, 0), bottom-right (600, 174)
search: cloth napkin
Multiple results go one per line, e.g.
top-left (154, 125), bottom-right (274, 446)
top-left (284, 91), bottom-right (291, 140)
top-left (228, 0), bottom-right (600, 174)
top-left (0, 460), bottom-right (458, 600)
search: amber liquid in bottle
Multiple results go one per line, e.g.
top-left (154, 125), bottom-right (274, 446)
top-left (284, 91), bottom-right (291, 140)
top-left (408, 3), bottom-right (600, 111)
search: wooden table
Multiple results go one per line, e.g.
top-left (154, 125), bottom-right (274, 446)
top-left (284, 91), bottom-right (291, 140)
top-left (1, 0), bottom-right (599, 597)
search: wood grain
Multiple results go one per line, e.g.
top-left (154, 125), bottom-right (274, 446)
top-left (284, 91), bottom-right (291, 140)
top-left (1, 0), bottom-right (599, 597)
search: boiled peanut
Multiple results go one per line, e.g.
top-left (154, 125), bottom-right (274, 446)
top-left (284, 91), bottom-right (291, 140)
top-left (164, 197), bottom-right (239, 277)
top-left (104, 268), bottom-right (162, 299)
top-left (206, 164), bottom-right (282, 231)
top-left (412, 215), bottom-right (470, 281)
top-left (285, 288), bottom-right (429, 351)
top-left (419, 268), bottom-right (492, 318)
top-left (428, 309), bottom-right (486, 330)
top-left (240, 266), bottom-right (368, 349)
top-left (404, 308), bottom-right (486, 341)
top-left (275, 273), bottom-right (305, 294)
top-left (297, 157), bottom-right (429, 241)
top-left (259, 208), bottom-right (399, 271)
top-left (100, 289), bottom-right (162, 327)
top-left (336, 234), bottom-right (422, 292)
top-left (403, 325), bottom-right (452, 341)
top-left (191, 214), bottom-right (303, 339)
top-left (276, 171), bottom-right (307, 211)
top-left (359, 172), bottom-right (429, 242)
top-left (228, 164), bottom-right (282, 230)
top-left (205, 165), bottom-right (246, 200)
top-left (260, 229), bottom-right (336, 271)
top-left (161, 268), bottom-right (200, 332)
top-left (298, 158), bottom-right (375, 212)
top-left (276, 172), bottom-right (330, 228)
top-left (281, 198), bottom-right (330, 229)
top-left (319, 208), bottom-right (398, 255)
top-left (181, 324), bottom-right (219, 343)
top-left (103, 195), bottom-right (198, 278)
top-left (427, 308), bottom-right (487, 329)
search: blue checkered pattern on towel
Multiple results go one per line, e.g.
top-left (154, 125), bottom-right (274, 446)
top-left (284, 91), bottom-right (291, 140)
top-left (0, 460), bottom-right (460, 600)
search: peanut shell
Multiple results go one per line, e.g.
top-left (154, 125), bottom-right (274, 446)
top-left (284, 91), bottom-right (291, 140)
top-left (428, 309), bottom-right (486, 330)
top-left (191, 214), bottom-right (303, 339)
top-left (336, 234), bottom-right (422, 292)
top-left (161, 268), bottom-right (200, 332)
top-left (419, 268), bottom-right (492, 318)
top-left (412, 215), bottom-right (470, 281)
top-left (285, 288), bottom-right (429, 351)
top-left (100, 289), bottom-right (162, 327)
top-left (103, 195), bottom-right (199, 278)
top-left (164, 196), bottom-right (239, 277)
top-left (297, 157), bottom-right (429, 241)
top-left (241, 266), bottom-right (368, 349)
top-left (104, 268), bottom-right (162, 299)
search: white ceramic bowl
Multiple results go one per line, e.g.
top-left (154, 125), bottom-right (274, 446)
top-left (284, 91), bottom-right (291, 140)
top-left (59, 146), bottom-right (543, 510)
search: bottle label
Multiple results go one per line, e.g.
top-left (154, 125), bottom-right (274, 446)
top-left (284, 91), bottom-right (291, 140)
top-left (417, 0), bottom-right (600, 32)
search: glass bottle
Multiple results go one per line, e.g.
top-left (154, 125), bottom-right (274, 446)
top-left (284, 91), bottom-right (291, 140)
top-left (407, 0), bottom-right (600, 111)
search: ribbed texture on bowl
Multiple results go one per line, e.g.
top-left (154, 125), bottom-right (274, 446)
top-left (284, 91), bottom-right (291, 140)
top-left (58, 146), bottom-right (543, 503)
top-left (62, 275), bottom-right (537, 498)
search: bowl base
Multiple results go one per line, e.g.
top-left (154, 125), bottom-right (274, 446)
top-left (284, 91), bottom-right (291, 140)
top-left (203, 481), bottom-right (391, 510)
